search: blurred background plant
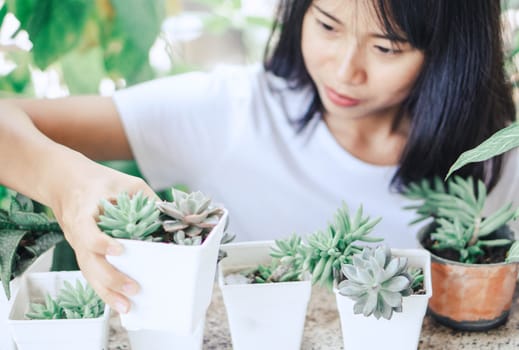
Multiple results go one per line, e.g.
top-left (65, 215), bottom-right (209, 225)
top-left (0, 0), bottom-right (276, 267)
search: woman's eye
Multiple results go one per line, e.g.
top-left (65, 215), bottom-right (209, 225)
top-left (374, 45), bottom-right (402, 55)
top-left (316, 19), bottom-right (335, 32)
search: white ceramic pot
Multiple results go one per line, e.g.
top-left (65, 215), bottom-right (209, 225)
top-left (218, 241), bottom-right (311, 350)
top-left (7, 271), bottom-right (110, 350)
top-left (107, 210), bottom-right (228, 334)
top-left (0, 247), bottom-right (55, 350)
top-left (127, 316), bottom-right (205, 350)
top-left (335, 248), bottom-right (432, 350)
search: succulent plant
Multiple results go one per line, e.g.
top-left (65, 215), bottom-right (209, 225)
top-left (98, 191), bottom-right (161, 241)
top-left (0, 193), bottom-right (63, 299)
top-left (338, 245), bottom-right (415, 320)
top-left (157, 188), bottom-right (224, 245)
top-left (303, 203), bottom-right (382, 290)
top-left (97, 188), bottom-right (228, 246)
top-left (26, 279), bottom-right (105, 320)
top-left (404, 176), bottom-right (517, 263)
top-left (223, 235), bottom-right (306, 285)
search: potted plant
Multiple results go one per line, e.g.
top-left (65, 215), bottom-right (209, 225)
top-left (7, 271), bottom-right (110, 350)
top-left (404, 175), bottom-right (519, 330)
top-left (217, 235), bottom-right (312, 350)
top-left (335, 245), bottom-right (431, 350)
top-left (0, 193), bottom-right (63, 350)
top-left (97, 188), bottom-right (229, 336)
top-left (302, 204), bottom-right (432, 350)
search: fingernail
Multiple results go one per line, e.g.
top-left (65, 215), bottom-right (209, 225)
top-left (122, 283), bottom-right (139, 296)
top-left (115, 301), bottom-right (129, 314)
top-left (106, 244), bottom-right (123, 256)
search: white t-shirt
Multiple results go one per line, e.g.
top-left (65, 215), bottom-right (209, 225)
top-left (113, 64), bottom-right (519, 248)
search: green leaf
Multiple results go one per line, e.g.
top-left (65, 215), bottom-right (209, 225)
top-left (11, 0), bottom-right (94, 70)
top-left (0, 229), bottom-right (28, 299)
top-left (100, 0), bottom-right (164, 84)
top-left (60, 48), bottom-right (106, 94)
top-left (447, 123), bottom-right (519, 179)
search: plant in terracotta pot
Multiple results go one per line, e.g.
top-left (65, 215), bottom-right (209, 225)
top-left (405, 175), bottom-right (519, 330)
top-left (97, 188), bottom-right (229, 338)
top-left (218, 235), bottom-right (311, 350)
top-left (0, 193), bottom-right (63, 350)
top-left (7, 271), bottom-right (110, 350)
top-left (302, 204), bottom-right (432, 350)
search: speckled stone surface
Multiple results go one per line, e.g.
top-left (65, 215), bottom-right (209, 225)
top-left (109, 283), bottom-right (519, 349)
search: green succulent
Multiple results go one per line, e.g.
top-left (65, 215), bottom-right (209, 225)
top-left (0, 193), bottom-right (63, 299)
top-left (338, 245), bottom-right (414, 320)
top-left (98, 191), bottom-right (161, 240)
top-left (303, 203), bottom-right (382, 290)
top-left (26, 279), bottom-right (105, 320)
top-left (25, 293), bottom-right (63, 320)
top-left (506, 241), bottom-right (519, 263)
top-left (404, 176), bottom-right (517, 263)
top-left (157, 188), bottom-right (224, 245)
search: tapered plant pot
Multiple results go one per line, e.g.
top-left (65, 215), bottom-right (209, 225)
top-left (0, 247), bottom-right (55, 350)
top-left (7, 271), bottom-right (110, 350)
top-left (418, 223), bottom-right (518, 331)
top-left (127, 316), bottom-right (205, 350)
top-left (335, 248), bottom-right (432, 350)
top-left (218, 241), bottom-right (312, 350)
top-left (107, 209), bottom-right (228, 334)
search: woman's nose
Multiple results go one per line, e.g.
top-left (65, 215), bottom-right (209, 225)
top-left (336, 43), bottom-right (367, 86)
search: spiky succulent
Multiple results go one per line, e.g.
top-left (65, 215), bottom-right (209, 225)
top-left (225, 235), bottom-right (306, 285)
top-left (98, 191), bottom-right (161, 240)
top-left (303, 203), bottom-right (382, 290)
top-left (404, 176), bottom-right (517, 263)
top-left (156, 188), bottom-right (224, 245)
top-left (26, 280), bottom-right (105, 320)
top-left (0, 193), bottom-right (63, 299)
top-left (338, 245), bottom-right (414, 320)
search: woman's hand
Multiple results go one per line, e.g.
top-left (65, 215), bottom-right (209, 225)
top-left (48, 156), bottom-right (160, 314)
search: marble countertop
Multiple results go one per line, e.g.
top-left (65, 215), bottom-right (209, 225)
top-left (109, 284), bottom-right (519, 350)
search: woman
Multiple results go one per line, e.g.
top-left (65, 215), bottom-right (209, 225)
top-left (1, 0), bottom-right (515, 314)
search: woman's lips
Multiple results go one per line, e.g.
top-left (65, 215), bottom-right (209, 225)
top-left (325, 87), bottom-right (360, 107)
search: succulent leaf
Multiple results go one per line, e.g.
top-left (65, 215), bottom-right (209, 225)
top-left (0, 194), bottom-right (63, 300)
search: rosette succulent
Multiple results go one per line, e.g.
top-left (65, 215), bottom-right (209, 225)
top-left (338, 245), bottom-right (420, 320)
top-left (157, 188), bottom-right (224, 245)
top-left (98, 191), bottom-right (160, 241)
top-left (26, 280), bottom-right (105, 320)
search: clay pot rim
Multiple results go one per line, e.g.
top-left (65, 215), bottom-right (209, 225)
top-left (416, 222), bottom-right (518, 268)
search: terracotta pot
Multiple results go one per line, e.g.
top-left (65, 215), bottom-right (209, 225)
top-left (418, 224), bottom-right (519, 331)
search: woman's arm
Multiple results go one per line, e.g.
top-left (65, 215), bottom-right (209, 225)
top-left (4, 96), bottom-right (133, 160)
top-left (0, 101), bottom-right (156, 313)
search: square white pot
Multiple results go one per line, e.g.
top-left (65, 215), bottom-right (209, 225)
top-left (127, 316), bottom-right (205, 350)
top-left (335, 248), bottom-right (432, 350)
top-left (218, 241), bottom-right (312, 350)
top-left (0, 247), bottom-right (55, 350)
top-left (7, 271), bottom-right (110, 350)
top-left (107, 209), bottom-right (228, 334)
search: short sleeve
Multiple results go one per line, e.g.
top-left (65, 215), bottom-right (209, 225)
top-left (112, 65), bottom-right (252, 190)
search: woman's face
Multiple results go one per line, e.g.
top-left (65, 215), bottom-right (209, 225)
top-left (301, 0), bottom-right (425, 123)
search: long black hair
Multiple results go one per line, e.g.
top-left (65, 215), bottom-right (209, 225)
top-left (264, 0), bottom-right (515, 191)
